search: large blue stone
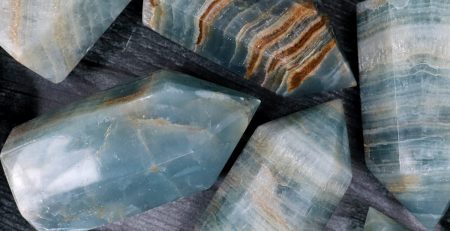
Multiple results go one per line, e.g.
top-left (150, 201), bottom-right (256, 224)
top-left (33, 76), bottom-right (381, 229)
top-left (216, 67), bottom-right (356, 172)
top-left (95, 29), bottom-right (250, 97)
top-left (197, 100), bottom-right (352, 230)
top-left (358, 0), bottom-right (450, 229)
top-left (142, 0), bottom-right (356, 97)
top-left (0, 70), bottom-right (260, 230)
top-left (0, 0), bottom-right (130, 83)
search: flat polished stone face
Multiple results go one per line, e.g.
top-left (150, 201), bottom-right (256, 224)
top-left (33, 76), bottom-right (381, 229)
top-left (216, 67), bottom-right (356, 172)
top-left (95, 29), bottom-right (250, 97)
top-left (142, 0), bottom-right (356, 97)
top-left (197, 100), bottom-right (352, 230)
top-left (358, 0), bottom-right (450, 229)
top-left (363, 208), bottom-right (408, 231)
top-left (0, 70), bottom-right (260, 231)
top-left (0, 0), bottom-right (130, 83)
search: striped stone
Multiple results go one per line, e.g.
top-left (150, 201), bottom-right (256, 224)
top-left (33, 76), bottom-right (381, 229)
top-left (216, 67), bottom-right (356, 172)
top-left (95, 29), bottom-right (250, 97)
top-left (0, 0), bottom-right (130, 83)
top-left (143, 0), bottom-right (356, 97)
top-left (358, 0), bottom-right (450, 229)
top-left (197, 100), bottom-right (352, 230)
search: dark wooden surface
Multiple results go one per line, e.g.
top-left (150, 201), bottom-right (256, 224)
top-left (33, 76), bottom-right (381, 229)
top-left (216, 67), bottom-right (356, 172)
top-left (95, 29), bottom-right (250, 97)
top-left (0, 0), bottom-right (448, 230)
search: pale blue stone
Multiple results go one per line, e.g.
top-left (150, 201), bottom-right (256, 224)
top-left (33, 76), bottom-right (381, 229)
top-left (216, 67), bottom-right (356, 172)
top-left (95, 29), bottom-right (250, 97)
top-left (0, 70), bottom-right (260, 230)
top-left (0, 0), bottom-right (130, 83)
top-left (363, 208), bottom-right (408, 231)
top-left (358, 0), bottom-right (450, 229)
top-left (142, 0), bottom-right (356, 97)
top-left (197, 100), bottom-right (352, 230)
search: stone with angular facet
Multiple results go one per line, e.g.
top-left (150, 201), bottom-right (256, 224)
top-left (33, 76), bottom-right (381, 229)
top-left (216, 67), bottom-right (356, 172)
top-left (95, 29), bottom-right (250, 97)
top-left (0, 70), bottom-right (260, 231)
top-left (363, 208), bottom-right (408, 231)
top-left (142, 0), bottom-right (356, 97)
top-left (197, 100), bottom-right (352, 230)
top-left (0, 0), bottom-right (130, 83)
top-left (358, 0), bottom-right (450, 229)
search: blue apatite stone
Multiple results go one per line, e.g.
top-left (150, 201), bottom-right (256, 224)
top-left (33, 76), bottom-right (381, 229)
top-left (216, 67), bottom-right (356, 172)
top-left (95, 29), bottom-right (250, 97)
top-left (197, 100), bottom-right (352, 230)
top-left (0, 0), bottom-right (130, 83)
top-left (0, 70), bottom-right (260, 231)
top-left (363, 208), bottom-right (408, 231)
top-left (358, 0), bottom-right (450, 229)
top-left (142, 0), bottom-right (356, 97)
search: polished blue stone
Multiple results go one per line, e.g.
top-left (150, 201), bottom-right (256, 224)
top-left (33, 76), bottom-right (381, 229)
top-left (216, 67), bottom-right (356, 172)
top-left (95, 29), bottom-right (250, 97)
top-left (143, 0), bottom-right (356, 97)
top-left (358, 0), bottom-right (450, 229)
top-left (197, 100), bottom-right (352, 230)
top-left (0, 0), bottom-right (130, 83)
top-left (0, 70), bottom-right (260, 230)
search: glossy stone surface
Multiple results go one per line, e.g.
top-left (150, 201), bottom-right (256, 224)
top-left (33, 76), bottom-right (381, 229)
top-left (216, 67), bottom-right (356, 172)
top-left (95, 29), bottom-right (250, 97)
top-left (197, 100), bottom-right (352, 230)
top-left (363, 208), bottom-right (408, 231)
top-left (0, 70), bottom-right (260, 231)
top-left (142, 0), bottom-right (356, 97)
top-left (0, 0), bottom-right (130, 83)
top-left (358, 0), bottom-right (450, 229)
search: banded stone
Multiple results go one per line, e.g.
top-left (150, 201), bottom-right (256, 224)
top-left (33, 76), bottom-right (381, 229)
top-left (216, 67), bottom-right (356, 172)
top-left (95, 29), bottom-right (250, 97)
top-left (358, 0), bottom-right (450, 229)
top-left (0, 0), bottom-right (130, 83)
top-left (197, 100), bottom-right (352, 230)
top-left (363, 208), bottom-right (408, 231)
top-left (143, 0), bottom-right (356, 97)
top-left (0, 70), bottom-right (260, 230)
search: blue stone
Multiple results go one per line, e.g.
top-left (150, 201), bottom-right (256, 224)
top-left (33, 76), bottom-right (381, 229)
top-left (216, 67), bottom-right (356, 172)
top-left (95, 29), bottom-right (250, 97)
top-left (363, 208), bottom-right (408, 231)
top-left (197, 100), bottom-right (352, 230)
top-left (0, 0), bottom-right (130, 83)
top-left (0, 70), bottom-right (260, 230)
top-left (358, 0), bottom-right (450, 229)
top-left (142, 0), bottom-right (356, 97)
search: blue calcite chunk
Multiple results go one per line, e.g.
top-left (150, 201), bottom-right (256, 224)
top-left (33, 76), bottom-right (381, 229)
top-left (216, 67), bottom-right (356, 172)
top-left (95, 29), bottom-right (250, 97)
top-left (0, 0), bottom-right (130, 83)
top-left (0, 70), bottom-right (260, 231)
top-left (142, 0), bottom-right (356, 97)
top-left (363, 208), bottom-right (408, 231)
top-left (358, 0), bottom-right (450, 229)
top-left (197, 100), bottom-right (352, 230)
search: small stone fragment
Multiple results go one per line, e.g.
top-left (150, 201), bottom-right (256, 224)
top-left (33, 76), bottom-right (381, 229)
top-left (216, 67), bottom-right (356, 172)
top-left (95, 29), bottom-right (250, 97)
top-left (142, 0), bottom-right (356, 97)
top-left (363, 208), bottom-right (408, 231)
top-left (0, 0), bottom-right (130, 83)
top-left (0, 70), bottom-right (260, 230)
top-left (197, 100), bottom-right (352, 230)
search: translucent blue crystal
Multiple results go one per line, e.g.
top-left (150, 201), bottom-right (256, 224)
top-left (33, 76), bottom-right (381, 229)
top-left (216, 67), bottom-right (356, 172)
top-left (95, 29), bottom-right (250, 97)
top-left (0, 70), bottom-right (260, 230)
top-left (142, 0), bottom-right (356, 97)
top-left (197, 100), bottom-right (352, 230)
top-left (363, 208), bottom-right (408, 231)
top-left (358, 0), bottom-right (450, 229)
top-left (0, 0), bottom-right (130, 83)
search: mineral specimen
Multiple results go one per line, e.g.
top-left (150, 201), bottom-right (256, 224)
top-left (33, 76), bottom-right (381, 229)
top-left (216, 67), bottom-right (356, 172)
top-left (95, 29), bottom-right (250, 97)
top-left (142, 0), bottom-right (356, 97)
top-left (358, 0), bottom-right (450, 229)
top-left (363, 208), bottom-right (408, 231)
top-left (197, 100), bottom-right (352, 230)
top-left (0, 0), bottom-right (130, 83)
top-left (0, 70), bottom-right (260, 230)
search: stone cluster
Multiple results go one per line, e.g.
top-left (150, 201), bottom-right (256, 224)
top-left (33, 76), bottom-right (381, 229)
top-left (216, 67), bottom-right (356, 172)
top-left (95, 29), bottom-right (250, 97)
top-left (2, 0), bottom-right (449, 230)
